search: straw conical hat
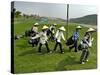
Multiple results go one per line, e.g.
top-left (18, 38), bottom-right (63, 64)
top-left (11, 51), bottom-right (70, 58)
top-left (59, 26), bottom-right (66, 31)
top-left (53, 23), bottom-right (57, 26)
top-left (42, 25), bottom-right (49, 29)
top-left (76, 25), bottom-right (82, 29)
top-left (34, 22), bottom-right (39, 25)
top-left (87, 28), bottom-right (95, 32)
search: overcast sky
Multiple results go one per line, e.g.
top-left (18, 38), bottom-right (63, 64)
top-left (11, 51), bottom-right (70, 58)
top-left (14, 1), bottom-right (97, 19)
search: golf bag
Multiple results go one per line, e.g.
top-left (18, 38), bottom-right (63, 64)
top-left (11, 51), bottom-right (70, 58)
top-left (78, 40), bottom-right (89, 51)
top-left (25, 30), bottom-right (37, 37)
top-left (25, 30), bottom-right (32, 36)
top-left (66, 36), bottom-right (74, 46)
top-left (14, 35), bottom-right (24, 40)
top-left (46, 29), bottom-right (52, 36)
top-left (28, 37), bottom-right (40, 47)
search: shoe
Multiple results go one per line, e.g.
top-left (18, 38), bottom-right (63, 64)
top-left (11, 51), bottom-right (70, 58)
top-left (75, 51), bottom-right (77, 52)
top-left (61, 52), bottom-right (64, 54)
top-left (81, 62), bottom-right (85, 64)
top-left (50, 51), bottom-right (52, 53)
top-left (85, 60), bottom-right (88, 62)
top-left (69, 47), bottom-right (71, 52)
top-left (48, 51), bottom-right (52, 54)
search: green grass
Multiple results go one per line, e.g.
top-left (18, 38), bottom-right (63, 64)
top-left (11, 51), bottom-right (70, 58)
top-left (14, 17), bottom-right (97, 73)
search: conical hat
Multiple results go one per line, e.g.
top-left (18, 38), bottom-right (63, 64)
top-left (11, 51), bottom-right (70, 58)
top-left (53, 23), bottom-right (57, 26)
top-left (59, 26), bottom-right (66, 31)
top-left (87, 28), bottom-right (95, 32)
top-left (42, 25), bottom-right (49, 29)
top-left (34, 22), bottom-right (39, 25)
top-left (76, 26), bottom-right (82, 29)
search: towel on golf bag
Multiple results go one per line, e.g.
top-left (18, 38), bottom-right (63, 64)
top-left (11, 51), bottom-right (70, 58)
top-left (66, 36), bottom-right (74, 46)
top-left (14, 35), bottom-right (24, 40)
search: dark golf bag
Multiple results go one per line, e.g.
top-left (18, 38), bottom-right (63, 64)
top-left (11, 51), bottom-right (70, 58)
top-left (78, 40), bottom-right (89, 51)
top-left (46, 29), bottom-right (52, 36)
top-left (25, 30), bottom-right (37, 37)
top-left (25, 30), bottom-right (32, 36)
top-left (66, 36), bottom-right (74, 46)
top-left (28, 37), bottom-right (40, 47)
top-left (14, 35), bottom-right (24, 40)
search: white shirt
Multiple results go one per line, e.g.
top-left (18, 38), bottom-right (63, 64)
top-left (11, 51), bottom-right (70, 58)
top-left (55, 30), bottom-right (65, 42)
top-left (31, 31), bottom-right (48, 44)
top-left (32, 26), bottom-right (38, 33)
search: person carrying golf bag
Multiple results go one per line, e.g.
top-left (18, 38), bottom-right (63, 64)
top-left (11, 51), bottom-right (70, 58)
top-left (68, 26), bottom-right (82, 52)
top-left (79, 28), bottom-right (95, 64)
top-left (53, 26), bottom-right (66, 54)
top-left (25, 22), bottom-right (39, 37)
top-left (28, 36), bottom-right (40, 47)
top-left (31, 25), bottom-right (52, 53)
top-left (49, 23), bottom-right (57, 40)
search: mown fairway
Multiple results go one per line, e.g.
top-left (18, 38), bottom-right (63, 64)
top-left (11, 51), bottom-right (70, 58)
top-left (14, 17), bottom-right (97, 73)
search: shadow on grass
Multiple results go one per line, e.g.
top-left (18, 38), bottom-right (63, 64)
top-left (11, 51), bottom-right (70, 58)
top-left (18, 47), bottom-right (50, 56)
top-left (55, 55), bottom-right (79, 71)
top-left (18, 49), bottom-right (37, 56)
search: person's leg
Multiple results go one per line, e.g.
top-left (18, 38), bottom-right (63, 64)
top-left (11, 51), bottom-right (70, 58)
top-left (74, 41), bottom-right (78, 52)
top-left (58, 42), bottom-right (63, 53)
top-left (80, 50), bottom-right (87, 64)
top-left (54, 42), bottom-right (58, 51)
top-left (38, 43), bottom-right (42, 52)
top-left (85, 49), bottom-right (90, 62)
top-left (45, 42), bottom-right (50, 52)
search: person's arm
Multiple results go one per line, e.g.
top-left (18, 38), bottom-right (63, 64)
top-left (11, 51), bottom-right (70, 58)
top-left (55, 30), bottom-right (59, 38)
top-left (31, 33), bottom-right (40, 39)
top-left (83, 37), bottom-right (91, 47)
top-left (72, 32), bottom-right (75, 41)
top-left (62, 32), bottom-right (65, 41)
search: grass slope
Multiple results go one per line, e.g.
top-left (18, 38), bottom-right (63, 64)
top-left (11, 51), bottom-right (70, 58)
top-left (14, 17), bottom-right (97, 73)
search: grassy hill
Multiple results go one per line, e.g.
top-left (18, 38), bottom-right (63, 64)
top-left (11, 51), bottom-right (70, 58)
top-left (13, 17), bottom-right (97, 73)
top-left (70, 14), bottom-right (97, 25)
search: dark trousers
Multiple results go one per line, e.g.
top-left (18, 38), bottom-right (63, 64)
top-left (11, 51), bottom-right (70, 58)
top-left (80, 49), bottom-right (90, 63)
top-left (54, 42), bottom-right (63, 53)
top-left (69, 40), bottom-right (78, 52)
top-left (38, 42), bottom-right (50, 52)
top-left (49, 32), bottom-right (55, 41)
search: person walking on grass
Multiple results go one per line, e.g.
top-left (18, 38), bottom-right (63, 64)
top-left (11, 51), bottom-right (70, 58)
top-left (31, 22), bottom-right (39, 36)
top-left (80, 28), bottom-right (95, 64)
top-left (49, 23), bottom-right (57, 40)
top-left (54, 26), bottom-right (66, 54)
top-left (31, 25), bottom-right (52, 53)
top-left (69, 26), bottom-right (82, 52)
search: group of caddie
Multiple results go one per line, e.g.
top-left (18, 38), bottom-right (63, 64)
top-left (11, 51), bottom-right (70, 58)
top-left (30, 22), bottom-right (96, 64)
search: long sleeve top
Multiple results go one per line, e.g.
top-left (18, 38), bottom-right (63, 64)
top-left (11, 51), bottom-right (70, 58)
top-left (82, 32), bottom-right (93, 47)
top-left (55, 30), bottom-right (65, 43)
top-left (72, 31), bottom-right (79, 41)
top-left (32, 26), bottom-right (38, 33)
top-left (31, 31), bottom-right (48, 44)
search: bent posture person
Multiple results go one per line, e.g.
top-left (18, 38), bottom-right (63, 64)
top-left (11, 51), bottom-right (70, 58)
top-left (69, 26), bottom-right (82, 52)
top-left (54, 26), bottom-right (66, 54)
top-left (31, 25), bottom-right (51, 53)
top-left (80, 28), bottom-right (95, 64)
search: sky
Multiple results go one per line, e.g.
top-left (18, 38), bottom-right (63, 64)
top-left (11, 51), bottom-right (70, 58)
top-left (14, 1), bottom-right (98, 19)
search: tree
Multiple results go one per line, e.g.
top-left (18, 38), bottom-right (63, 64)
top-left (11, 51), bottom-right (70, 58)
top-left (15, 11), bottom-right (21, 17)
